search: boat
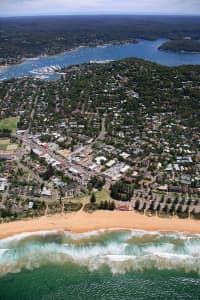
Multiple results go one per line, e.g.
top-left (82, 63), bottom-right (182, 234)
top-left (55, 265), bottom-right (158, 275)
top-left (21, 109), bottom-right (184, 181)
top-left (34, 75), bottom-right (50, 80)
top-left (29, 65), bottom-right (61, 75)
top-left (89, 60), bottom-right (113, 64)
top-left (26, 57), bottom-right (40, 61)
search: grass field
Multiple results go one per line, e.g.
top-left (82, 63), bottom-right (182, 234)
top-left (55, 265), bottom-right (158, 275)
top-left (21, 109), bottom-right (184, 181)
top-left (95, 189), bottom-right (113, 203)
top-left (0, 144), bottom-right (8, 150)
top-left (0, 117), bottom-right (19, 132)
top-left (0, 138), bottom-right (10, 145)
top-left (0, 137), bottom-right (18, 152)
top-left (62, 189), bottom-right (114, 205)
top-left (7, 144), bottom-right (18, 151)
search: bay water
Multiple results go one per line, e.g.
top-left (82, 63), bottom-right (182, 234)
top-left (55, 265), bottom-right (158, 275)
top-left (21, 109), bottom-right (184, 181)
top-left (1, 39), bottom-right (200, 81)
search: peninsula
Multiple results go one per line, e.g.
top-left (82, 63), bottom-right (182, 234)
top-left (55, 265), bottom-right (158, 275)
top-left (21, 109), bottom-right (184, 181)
top-left (159, 39), bottom-right (200, 53)
top-left (0, 58), bottom-right (200, 227)
top-left (1, 15), bottom-right (200, 65)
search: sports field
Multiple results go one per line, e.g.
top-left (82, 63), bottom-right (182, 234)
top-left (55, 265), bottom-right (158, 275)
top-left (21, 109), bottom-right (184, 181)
top-left (0, 117), bottom-right (19, 132)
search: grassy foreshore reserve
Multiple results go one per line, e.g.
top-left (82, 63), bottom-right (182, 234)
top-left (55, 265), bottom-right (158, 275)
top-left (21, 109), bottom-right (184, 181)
top-left (0, 210), bottom-right (199, 240)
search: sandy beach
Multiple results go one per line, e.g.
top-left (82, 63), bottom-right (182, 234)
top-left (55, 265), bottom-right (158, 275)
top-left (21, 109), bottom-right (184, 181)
top-left (0, 210), bottom-right (199, 240)
top-left (0, 65), bottom-right (8, 73)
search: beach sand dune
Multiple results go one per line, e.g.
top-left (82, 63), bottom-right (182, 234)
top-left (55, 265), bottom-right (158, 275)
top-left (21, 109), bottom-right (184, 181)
top-left (0, 211), bottom-right (199, 240)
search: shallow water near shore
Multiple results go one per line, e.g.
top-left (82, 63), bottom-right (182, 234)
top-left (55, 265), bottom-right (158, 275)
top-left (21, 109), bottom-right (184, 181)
top-left (1, 39), bottom-right (200, 81)
top-left (0, 230), bottom-right (200, 299)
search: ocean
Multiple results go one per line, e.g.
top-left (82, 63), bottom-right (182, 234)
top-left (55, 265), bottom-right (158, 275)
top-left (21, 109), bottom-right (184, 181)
top-left (0, 230), bottom-right (200, 299)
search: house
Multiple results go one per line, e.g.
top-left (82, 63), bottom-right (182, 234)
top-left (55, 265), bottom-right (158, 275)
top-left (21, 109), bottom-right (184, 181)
top-left (89, 163), bottom-right (98, 171)
top-left (29, 202), bottom-right (34, 209)
top-left (157, 185), bottom-right (168, 192)
top-left (165, 164), bottom-right (173, 172)
top-left (168, 186), bottom-right (182, 193)
top-left (120, 152), bottom-right (130, 160)
top-left (106, 160), bottom-right (116, 168)
top-left (123, 176), bottom-right (134, 184)
top-left (95, 156), bottom-right (107, 165)
top-left (0, 177), bottom-right (8, 184)
top-left (120, 165), bottom-right (130, 173)
top-left (116, 203), bottom-right (132, 211)
top-left (0, 183), bottom-right (6, 192)
top-left (42, 187), bottom-right (51, 197)
top-left (61, 183), bottom-right (80, 198)
top-left (0, 177), bottom-right (8, 191)
top-left (32, 148), bottom-right (43, 156)
top-left (69, 167), bottom-right (79, 176)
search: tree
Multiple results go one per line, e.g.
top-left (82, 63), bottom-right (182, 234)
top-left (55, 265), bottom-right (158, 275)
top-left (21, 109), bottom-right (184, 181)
top-left (174, 196), bottom-right (179, 205)
top-left (89, 176), bottom-right (105, 191)
top-left (87, 183), bottom-right (93, 195)
top-left (41, 165), bottom-right (54, 181)
top-left (90, 193), bottom-right (96, 204)
top-left (163, 204), bottom-right (168, 213)
top-left (177, 205), bottom-right (182, 214)
top-left (134, 199), bottom-right (140, 210)
top-left (110, 201), bottom-right (115, 211)
top-left (157, 203), bottom-right (161, 212)
top-left (103, 200), bottom-right (108, 210)
top-left (99, 201), bottom-right (104, 209)
top-left (33, 201), bottom-right (38, 209)
top-left (149, 201), bottom-right (155, 211)
top-left (170, 204), bottom-right (176, 213)
top-left (40, 183), bottom-right (44, 191)
top-left (167, 197), bottom-right (171, 204)
top-left (160, 195), bottom-right (165, 203)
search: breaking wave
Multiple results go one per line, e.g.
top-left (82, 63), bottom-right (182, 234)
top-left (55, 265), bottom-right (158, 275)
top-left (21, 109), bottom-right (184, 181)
top-left (0, 230), bottom-right (200, 276)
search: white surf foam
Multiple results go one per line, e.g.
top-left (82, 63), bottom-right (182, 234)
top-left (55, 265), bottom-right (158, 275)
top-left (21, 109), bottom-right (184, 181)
top-left (0, 229), bottom-right (200, 276)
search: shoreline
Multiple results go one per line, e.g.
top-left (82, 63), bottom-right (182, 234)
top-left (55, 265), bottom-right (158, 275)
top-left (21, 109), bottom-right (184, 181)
top-left (0, 210), bottom-right (199, 240)
top-left (0, 39), bottom-right (138, 71)
top-left (0, 65), bottom-right (9, 73)
top-left (159, 47), bottom-right (200, 54)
